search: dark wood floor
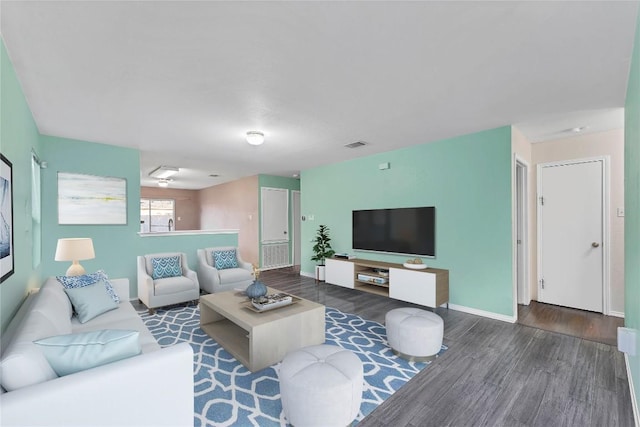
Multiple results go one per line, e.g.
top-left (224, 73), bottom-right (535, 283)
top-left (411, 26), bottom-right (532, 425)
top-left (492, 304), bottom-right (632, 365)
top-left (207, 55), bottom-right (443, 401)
top-left (261, 268), bottom-right (635, 427)
top-left (518, 301), bottom-right (623, 346)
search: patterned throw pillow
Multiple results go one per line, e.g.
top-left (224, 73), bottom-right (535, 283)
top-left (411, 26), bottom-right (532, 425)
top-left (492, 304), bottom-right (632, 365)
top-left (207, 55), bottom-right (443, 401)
top-left (213, 250), bottom-right (239, 270)
top-left (56, 270), bottom-right (120, 303)
top-left (151, 256), bottom-right (182, 279)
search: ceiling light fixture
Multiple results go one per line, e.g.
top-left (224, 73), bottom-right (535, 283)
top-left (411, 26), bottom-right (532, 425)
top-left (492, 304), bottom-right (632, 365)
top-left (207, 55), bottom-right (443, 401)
top-left (246, 131), bottom-right (265, 146)
top-left (565, 126), bottom-right (588, 133)
top-left (149, 166), bottom-right (179, 179)
top-left (158, 179), bottom-right (171, 187)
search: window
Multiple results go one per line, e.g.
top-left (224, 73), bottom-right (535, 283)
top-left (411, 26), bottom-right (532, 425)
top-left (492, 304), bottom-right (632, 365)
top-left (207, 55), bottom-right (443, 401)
top-left (140, 199), bottom-right (175, 232)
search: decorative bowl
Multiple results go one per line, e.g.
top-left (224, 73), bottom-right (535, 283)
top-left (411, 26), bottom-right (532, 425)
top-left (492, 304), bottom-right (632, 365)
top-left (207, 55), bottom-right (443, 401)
top-left (403, 262), bottom-right (427, 270)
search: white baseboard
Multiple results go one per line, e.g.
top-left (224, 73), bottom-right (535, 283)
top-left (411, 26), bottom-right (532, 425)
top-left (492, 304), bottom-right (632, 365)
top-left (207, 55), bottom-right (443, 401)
top-left (625, 353), bottom-right (640, 427)
top-left (448, 303), bottom-right (517, 324)
top-left (609, 310), bottom-right (625, 318)
top-left (300, 271), bottom-right (315, 279)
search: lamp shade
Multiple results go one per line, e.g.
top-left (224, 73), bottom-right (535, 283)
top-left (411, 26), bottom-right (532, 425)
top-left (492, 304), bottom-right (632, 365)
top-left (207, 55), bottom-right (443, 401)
top-left (55, 238), bottom-right (95, 261)
top-left (55, 238), bottom-right (96, 276)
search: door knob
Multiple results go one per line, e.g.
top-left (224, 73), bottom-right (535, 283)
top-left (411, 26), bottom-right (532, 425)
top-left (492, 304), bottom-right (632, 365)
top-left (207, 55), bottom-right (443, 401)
top-left (592, 242), bottom-right (600, 248)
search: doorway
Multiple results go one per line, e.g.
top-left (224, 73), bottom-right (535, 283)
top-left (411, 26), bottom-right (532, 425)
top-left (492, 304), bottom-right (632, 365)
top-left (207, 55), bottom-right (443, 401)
top-left (536, 157), bottom-right (608, 313)
top-left (515, 158), bottom-right (530, 306)
top-left (292, 190), bottom-right (301, 270)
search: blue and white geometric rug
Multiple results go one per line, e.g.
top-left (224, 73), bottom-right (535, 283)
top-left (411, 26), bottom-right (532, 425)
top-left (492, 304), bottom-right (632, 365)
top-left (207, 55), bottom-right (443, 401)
top-left (140, 305), bottom-right (446, 427)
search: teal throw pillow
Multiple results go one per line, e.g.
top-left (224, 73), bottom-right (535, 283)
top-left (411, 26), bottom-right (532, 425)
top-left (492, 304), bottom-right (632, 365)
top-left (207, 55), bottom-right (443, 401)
top-left (64, 280), bottom-right (119, 323)
top-left (213, 250), bottom-right (239, 270)
top-left (34, 329), bottom-right (141, 376)
top-left (151, 256), bottom-right (182, 279)
top-left (56, 270), bottom-right (120, 303)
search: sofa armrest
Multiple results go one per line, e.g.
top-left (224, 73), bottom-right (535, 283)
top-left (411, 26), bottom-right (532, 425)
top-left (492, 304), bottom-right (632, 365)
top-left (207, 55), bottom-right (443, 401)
top-left (197, 249), bottom-right (221, 293)
top-left (239, 260), bottom-right (253, 272)
top-left (0, 343), bottom-right (194, 426)
top-left (137, 256), bottom-right (154, 306)
top-left (110, 278), bottom-right (130, 301)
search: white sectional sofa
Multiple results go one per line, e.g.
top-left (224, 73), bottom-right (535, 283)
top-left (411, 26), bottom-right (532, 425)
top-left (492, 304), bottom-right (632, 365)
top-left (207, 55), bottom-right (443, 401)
top-left (0, 276), bottom-right (194, 426)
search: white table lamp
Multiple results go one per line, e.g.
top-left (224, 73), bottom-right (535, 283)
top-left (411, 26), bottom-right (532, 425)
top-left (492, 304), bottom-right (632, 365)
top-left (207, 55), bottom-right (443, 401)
top-left (55, 238), bottom-right (96, 276)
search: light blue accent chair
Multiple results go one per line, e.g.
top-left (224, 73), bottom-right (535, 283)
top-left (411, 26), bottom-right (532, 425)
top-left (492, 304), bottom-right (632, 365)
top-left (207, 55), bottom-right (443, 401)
top-left (197, 247), bottom-right (254, 294)
top-left (137, 252), bottom-right (199, 313)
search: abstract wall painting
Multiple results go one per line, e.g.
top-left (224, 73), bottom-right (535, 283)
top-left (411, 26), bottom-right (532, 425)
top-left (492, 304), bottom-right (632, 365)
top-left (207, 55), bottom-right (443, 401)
top-left (58, 172), bottom-right (127, 225)
top-left (1, 154), bottom-right (14, 283)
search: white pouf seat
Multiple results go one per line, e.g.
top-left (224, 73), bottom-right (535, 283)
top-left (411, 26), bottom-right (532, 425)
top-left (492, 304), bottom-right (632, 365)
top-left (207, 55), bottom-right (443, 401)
top-left (279, 344), bottom-right (363, 427)
top-left (385, 307), bottom-right (443, 361)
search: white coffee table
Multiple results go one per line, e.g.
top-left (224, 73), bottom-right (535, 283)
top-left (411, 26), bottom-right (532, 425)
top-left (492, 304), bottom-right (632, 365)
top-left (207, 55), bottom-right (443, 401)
top-left (199, 287), bottom-right (325, 372)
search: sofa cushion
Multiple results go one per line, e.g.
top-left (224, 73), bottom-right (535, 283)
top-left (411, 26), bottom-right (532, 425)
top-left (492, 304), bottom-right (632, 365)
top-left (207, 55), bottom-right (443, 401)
top-left (36, 281), bottom-right (73, 334)
top-left (64, 280), bottom-right (119, 323)
top-left (57, 270), bottom-right (120, 303)
top-left (34, 329), bottom-right (141, 376)
top-left (153, 276), bottom-right (196, 296)
top-left (213, 249), bottom-right (239, 270)
top-left (151, 256), bottom-right (182, 279)
top-left (219, 267), bottom-right (253, 283)
top-left (0, 309), bottom-right (60, 392)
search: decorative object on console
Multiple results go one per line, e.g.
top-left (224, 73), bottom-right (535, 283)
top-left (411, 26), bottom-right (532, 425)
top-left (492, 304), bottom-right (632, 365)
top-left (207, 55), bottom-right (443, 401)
top-left (403, 258), bottom-right (427, 270)
top-left (0, 153), bottom-right (14, 283)
top-left (57, 172), bottom-right (127, 225)
top-left (311, 224), bottom-right (335, 282)
top-left (54, 237), bottom-right (96, 276)
top-left (245, 265), bottom-right (267, 299)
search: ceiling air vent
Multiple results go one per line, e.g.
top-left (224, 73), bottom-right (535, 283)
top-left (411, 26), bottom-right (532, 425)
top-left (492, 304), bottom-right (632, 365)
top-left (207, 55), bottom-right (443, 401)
top-left (344, 141), bottom-right (367, 149)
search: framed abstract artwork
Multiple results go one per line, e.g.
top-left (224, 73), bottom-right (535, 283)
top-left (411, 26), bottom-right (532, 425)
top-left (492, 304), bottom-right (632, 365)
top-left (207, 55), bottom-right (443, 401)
top-left (1, 154), bottom-right (14, 283)
top-left (58, 172), bottom-right (127, 225)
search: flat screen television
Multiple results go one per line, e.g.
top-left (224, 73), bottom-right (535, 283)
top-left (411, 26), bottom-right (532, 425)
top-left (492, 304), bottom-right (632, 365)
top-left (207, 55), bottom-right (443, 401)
top-left (352, 207), bottom-right (435, 257)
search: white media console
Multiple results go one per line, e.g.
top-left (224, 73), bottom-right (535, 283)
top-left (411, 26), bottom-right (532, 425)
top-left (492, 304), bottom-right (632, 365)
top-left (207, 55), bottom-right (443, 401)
top-left (325, 258), bottom-right (449, 308)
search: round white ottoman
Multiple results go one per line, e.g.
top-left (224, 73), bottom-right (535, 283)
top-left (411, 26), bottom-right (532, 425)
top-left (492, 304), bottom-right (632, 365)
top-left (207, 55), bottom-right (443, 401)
top-left (279, 344), bottom-right (363, 427)
top-left (385, 307), bottom-right (443, 361)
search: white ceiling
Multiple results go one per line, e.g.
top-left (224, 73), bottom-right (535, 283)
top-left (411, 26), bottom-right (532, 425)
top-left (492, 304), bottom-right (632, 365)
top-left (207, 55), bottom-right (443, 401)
top-left (1, 1), bottom-right (637, 189)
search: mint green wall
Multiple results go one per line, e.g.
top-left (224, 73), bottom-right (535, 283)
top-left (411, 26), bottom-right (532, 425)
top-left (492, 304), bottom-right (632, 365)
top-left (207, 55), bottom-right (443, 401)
top-left (40, 136), bottom-right (143, 282)
top-left (624, 8), bottom-right (640, 416)
top-left (258, 175), bottom-right (301, 266)
top-left (40, 135), bottom-right (238, 296)
top-left (0, 40), bottom-right (42, 332)
top-left (301, 127), bottom-right (513, 316)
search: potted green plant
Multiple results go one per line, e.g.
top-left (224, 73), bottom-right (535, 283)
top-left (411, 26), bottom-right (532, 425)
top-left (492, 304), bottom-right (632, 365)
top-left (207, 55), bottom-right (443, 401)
top-left (311, 224), bottom-right (335, 281)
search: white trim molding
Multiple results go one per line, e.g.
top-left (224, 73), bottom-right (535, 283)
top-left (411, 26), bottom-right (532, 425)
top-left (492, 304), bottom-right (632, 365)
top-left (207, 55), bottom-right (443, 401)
top-left (625, 354), bottom-right (640, 427)
top-left (609, 310), bottom-right (625, 318)
top-left (448, 303), bottom-right (517, 324)
top-left (138, 229), bottom-right (239, 237)
top-left (300, 271), bottom-right (316, 279)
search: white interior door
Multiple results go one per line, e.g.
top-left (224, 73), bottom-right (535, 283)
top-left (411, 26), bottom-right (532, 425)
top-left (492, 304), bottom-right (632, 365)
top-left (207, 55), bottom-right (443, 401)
top-left (538, 159), bottom-right (603, 312)
top-left (261, 187), bottom-right (289, 243)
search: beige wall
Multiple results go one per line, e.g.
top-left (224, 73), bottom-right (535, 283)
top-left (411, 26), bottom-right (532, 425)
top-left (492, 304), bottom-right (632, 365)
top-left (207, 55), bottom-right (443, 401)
top-left (532, 129), bottom-right (625, 315)
top-left (199, 175), bottom-right (259, 265)
top-left (141, 186), bottom-right (200, 231)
